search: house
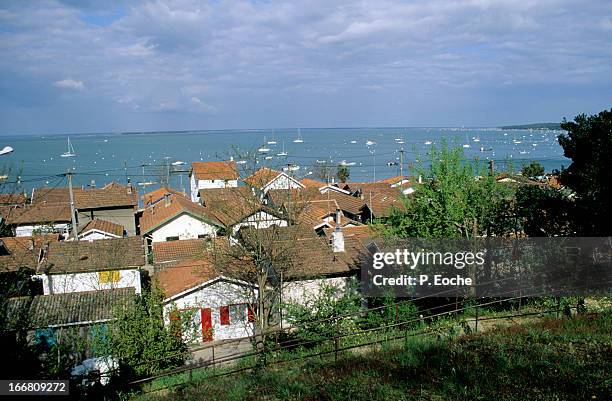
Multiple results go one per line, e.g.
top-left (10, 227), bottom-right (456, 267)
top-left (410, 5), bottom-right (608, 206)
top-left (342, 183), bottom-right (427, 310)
top-left (0, 235), bottom-right (59, 297)
top-left (37, 236), bottom-right (145, 295)
top-left (300, 178), bottom-right (351, 195)
top-left (5, 203), bottom-right (73, 237)
top-left (318, 191), bottom-right (371, 223)
top-left (4, 288), bottom-right (134, 332)
top-left (77, 219), bottom-right (126, 241)
top-left (4, 288), bottom-right (133, 375)
top-left (30, 182), bottom-right (138, 235)
top-left (139, 193), bottom-right (222, 243)
top-left (189, 160), bottom-right (239, 202)
top-left (285, 199), bottom-right (359, 235)
top-left (199, 187), bottom-right (288, 236)
top-left (243, 167), bottom-right (304, 195)
top-left (141, 187), bottom-right (187, 207)
top-left (156, 257), bottom-right (256, 343)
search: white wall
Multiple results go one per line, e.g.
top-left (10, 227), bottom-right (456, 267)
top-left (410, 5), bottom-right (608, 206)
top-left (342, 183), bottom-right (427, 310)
top-left (79, 230), bottom-right (120, 242)
top-left (16, 223), bottom-right (69, 237)
top-left (231, 211), bottom-right (288, 235)
top-left (150, 214), bottom-right (218, 243)
top-left (282, 277), bottom-right (349, 307)
top-left (261, 174), bottom-right (303, 194)
top-left (42, 269), bottom-right (142, 295)
top-left (164, 279), bottom-right (255, 343)
top-left (191, 174), bottom-right (238, 202)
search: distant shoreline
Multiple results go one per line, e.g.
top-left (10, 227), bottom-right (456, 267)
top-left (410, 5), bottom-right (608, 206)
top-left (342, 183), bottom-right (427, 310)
top-left (499, 123), bottom-right (562, 130)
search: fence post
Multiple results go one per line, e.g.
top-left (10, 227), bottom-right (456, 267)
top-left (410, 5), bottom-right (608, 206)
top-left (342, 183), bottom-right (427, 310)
top-left (334, 318), bottom-right (339, 363)
top-left (474, 303), bottom-right (479, 333)
top-left (212, 345), bottom-right (215, 368)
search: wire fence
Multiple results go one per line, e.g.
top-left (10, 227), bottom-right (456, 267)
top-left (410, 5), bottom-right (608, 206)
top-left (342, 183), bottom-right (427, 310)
top-left (123, 276), bottom-right (608, 395)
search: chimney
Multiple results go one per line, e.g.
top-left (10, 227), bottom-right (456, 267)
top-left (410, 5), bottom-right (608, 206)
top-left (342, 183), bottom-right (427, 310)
top-left (332, 226), bottom-right (345, 253)
top-left (164, 193), bottom-right (171, 207)
top-left (335, 208), bottom-right (342, 227)
top-left (28, 239), bottom-right (34, 251)
top-left (90, 179), bottom-right (96, 188)
top-left (127, 179), bottom-right (133, 195)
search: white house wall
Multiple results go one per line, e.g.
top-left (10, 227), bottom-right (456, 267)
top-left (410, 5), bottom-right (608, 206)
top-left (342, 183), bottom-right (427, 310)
top-left (150, 214), bottom-right (218, 242)
top-left (164, 279), bottom-right (255, 343)
top-left (15, 223), bottom-right (69, 237)
top-left (42, 269), bottom-right (142, 295)
top-left (262, 174), bottom-right (302, 194)
top-left (231, 211), bottom-right (288, 235)
top-left (191, 174), bottom-right (238, 202)
top-left (282, 277), bottom-right (349, 306)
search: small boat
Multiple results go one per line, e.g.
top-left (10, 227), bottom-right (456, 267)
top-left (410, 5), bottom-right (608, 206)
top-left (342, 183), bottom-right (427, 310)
top-left (350, 140), bottom-right (357, 144)
top-left (472, 136), bottom-right (480, 142)
top-left (424, 140), bottom-right (432, 145)
top-left (283, 165), bottom-right (300, 172)
top-left (171, 161), bottom-right (185, 166)
top-left (236, 160), bottom-right (247, 164)
top-left (462, 143), bottom-right (470, 148)
top-left (366, 140), bottom-right (376, 146)
top-left (264, 156), bottom-right (273, 160)
top-left (267, 135), bottom-right (277, 145)
top-left (61, 138), bottom-right (76, 158)
top-left (293, 129), bottom-right (304, 143)
top-left (340, 160), bottom-right (356, 166)
top-left (276, 141), bottom-right (288, 156)
top-left (0, 146), bottom-right (14, 155)
top-left (397, 139), bottom-right (404, 144)
top-left (258, 145), bottom-right (270, 153)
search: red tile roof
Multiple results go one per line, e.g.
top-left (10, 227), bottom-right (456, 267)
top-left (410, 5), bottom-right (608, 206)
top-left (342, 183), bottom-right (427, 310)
top-left (152, 238), bottom-right (208, 264)
top-left (243, 167), bottom-right (282, 188)
top-left (6, 203), bottom-right (73, 225)
top-left (79, 219), bottom-right (124, 237)
top-left (139, 195), bottom-right (221, 234)
top-left (41, 236), bottom-right (145, 274)
top-left (300, 178), bottom-right (326, 188)
top-left (199, 187), bottom-right (276, 227)
top-left (31, 182), bottom-right (137, 209)
top-left (141, 187), bottom-right (187, 206)
top-left (0, 235), bottom-right (59, 272)
top-left (155, 259), bottom-right (218, 298)
top-left (190, 160), bottom-right (239, 181)
top-left (0, 193), bottom-right (27, 205)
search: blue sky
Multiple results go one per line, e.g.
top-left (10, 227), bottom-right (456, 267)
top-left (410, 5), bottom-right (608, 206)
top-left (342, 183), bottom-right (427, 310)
top-left (1, 0), bottom-right (611, 135)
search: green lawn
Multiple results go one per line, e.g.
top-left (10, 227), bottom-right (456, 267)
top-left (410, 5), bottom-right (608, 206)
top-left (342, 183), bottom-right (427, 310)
top-left (132, 312), bottom-right (611, 401)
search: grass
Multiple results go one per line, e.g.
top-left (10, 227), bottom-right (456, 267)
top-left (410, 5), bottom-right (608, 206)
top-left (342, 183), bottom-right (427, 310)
top-left (130, 312), bottom-right (612, 401)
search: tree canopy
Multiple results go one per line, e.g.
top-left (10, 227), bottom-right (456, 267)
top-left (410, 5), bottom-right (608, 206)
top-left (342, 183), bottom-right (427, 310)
top-left (558, 108), bottom-right (612, 235)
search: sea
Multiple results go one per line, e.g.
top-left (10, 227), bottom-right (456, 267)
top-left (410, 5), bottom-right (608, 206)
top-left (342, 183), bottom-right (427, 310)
top-left (0, 127), bottom-right (569, 196)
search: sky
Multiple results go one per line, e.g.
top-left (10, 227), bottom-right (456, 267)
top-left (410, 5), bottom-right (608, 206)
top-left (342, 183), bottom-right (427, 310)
top-left (0, 0), bottom-right (611, 135)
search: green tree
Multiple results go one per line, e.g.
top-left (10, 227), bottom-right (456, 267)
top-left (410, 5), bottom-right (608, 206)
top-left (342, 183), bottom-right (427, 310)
top-left (336, 165), bottom-right (350, 183)
top-left (102, 285), bottom-right (187, 379)
top-left (514, 185), bottom-right (574, 236)
top-left (558, 109), bottom-right (612, 235)
top-left (383, 142), bottom-right (514, 238)
top-left (521, 161), bottom-right (545, 178)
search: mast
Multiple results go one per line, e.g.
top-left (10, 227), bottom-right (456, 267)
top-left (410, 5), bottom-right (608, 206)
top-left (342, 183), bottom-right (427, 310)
top-left (67, 171), bottom-right (79, 241)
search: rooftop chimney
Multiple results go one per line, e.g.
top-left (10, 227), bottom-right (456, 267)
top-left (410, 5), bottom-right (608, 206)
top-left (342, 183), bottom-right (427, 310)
top-left (127, 179), bottom-right (133, 195)
top-left (164, 193), bottom-right (172, 207)
top-left (332, 208), bottom-right (344, 253)
top-left (332, 226), bottom-right (345, 253)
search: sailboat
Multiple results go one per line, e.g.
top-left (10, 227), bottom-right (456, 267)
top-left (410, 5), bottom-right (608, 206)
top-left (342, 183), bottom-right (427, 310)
top-left (293, 128), bottom-right (304, 143)
top-left (61, 138), bottom-right (76, 157)
top-left (276, 140), bottom-right (288, 156)
top-left (462, 133), bottom-right (470, 148)
top-left (267, 132), bottom-right (277, 145)
top-left (0, 146), bottom-right (14, 155)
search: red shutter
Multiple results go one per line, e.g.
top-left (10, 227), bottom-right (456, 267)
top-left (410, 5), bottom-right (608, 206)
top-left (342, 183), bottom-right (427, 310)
top-left (220, 306), bottom-right (230, 325)
top-left (247, 304), bottom-right (254, 323)
top-left (169, 310), bottom-right (181, 322)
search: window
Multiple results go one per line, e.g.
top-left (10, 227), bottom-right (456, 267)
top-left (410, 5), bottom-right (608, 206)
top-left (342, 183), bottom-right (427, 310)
top-left (219, 306), bottom-right (230, 325)
top-left (166, 236), bottom-right (179, 241)
top-left (98, 270), bottom-right (121, 284)
top-left (229, 304), bottom-right (247, 324)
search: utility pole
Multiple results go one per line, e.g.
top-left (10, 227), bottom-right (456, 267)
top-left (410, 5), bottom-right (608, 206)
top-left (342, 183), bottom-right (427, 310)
top-left (67, 171), bottom-right (79, 241)
top-left (399, 148), bottom-right (404, 177)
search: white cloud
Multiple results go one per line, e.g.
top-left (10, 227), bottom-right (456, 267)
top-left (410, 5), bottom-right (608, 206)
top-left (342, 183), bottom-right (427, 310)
top-left (54, 78), bottom-right (85, 90)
